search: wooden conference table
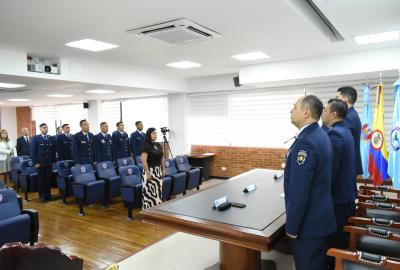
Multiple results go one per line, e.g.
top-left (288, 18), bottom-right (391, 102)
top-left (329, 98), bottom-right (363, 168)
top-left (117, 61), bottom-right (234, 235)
top-left (140, 169), bottom-right (286, 270)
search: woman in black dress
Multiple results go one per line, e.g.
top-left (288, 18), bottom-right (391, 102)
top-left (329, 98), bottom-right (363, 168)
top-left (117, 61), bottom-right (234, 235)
top-left (141, 127), bottom-right (164, 209)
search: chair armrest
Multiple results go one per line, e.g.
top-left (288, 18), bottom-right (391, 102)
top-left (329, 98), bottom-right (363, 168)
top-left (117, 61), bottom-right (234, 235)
top-left (344, 225), bottom-right (400, 251)
top-left (21, 209), bottom-right (39, 244)
top-left (17, 195), bottom-right (23, 210)
top-left (72, 182), bottom-right (85, 187)
top-left (121, 184), bottom-right (135, 189)
top-left (348, 216), bottom-right (400, 229)
top-left (327, 248), bottom-right (400, 268)
top-left (109, 175), bottom-right (120, 181)
top-left (19, 173), bottom-right (38, 177)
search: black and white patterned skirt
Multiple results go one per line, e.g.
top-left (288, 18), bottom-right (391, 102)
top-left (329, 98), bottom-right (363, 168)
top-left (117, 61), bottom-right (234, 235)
top-left (142, 165), bottom-right (163, 210)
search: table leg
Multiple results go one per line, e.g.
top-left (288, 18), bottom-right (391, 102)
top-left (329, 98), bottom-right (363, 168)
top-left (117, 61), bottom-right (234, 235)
top-left (219, 242), bottom-right (261, 270)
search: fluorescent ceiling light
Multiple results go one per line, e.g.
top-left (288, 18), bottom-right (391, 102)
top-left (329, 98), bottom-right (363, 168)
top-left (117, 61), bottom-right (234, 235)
top-left (8, 98), bottom-right (31, 102)
top-left (47, 94), bottom-right (74, 98)
top-left (0, 83), bottom-right (26, 88)
top-left (166, 61), bottom-right (202, 69)
top-left (85, 89), bottom-right (115, 94)
top-left (354, 30), bottom-right (400, 45)
top-left (65, 39), bottom-right (119, 52)
top-left (232, 51), bottom-right (270, 61)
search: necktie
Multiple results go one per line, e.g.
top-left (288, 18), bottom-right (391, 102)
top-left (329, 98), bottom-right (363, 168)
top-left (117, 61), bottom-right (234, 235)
top-left (25, 137), bottom-right (29, 143)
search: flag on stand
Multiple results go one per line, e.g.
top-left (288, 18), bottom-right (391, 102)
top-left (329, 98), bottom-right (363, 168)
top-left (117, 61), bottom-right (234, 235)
top-left (368, 83), bottom-right (389, 185)
top-left (388, 80), bottom-right (400, 188)
top-left (360, 85), bottom-right (373, 179)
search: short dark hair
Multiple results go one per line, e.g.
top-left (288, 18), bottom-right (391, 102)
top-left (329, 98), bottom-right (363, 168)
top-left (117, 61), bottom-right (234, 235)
top-left (337, 86), bottom-right (357, 104)
top-left (327, 98), bottom-right (348, 119)
top-left (135, 121), bottom-right (142, 126)
top-left (39, 123), bottom-right (47, 128)
top-left (79, 119), bottom-right (87, 126)
top-left (301, 95), bottom-right (324, 120)
top-left (61, 124), bottom-right (69, 128)
top-left (100, 122), bottom-right (107, 126)
top-left (116, 121), bottom-right (123, 127)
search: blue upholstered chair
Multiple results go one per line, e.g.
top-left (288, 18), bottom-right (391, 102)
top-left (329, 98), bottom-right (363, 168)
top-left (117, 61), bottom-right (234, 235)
top-left (119, 165), bottom-right (142, 219)
top-left (71, 164), bottom-right (105, 216)
top-left (164, 159), bottom-right (187, 197)
top-left (134, 156), bottom-right (144, 173)
top-left (18, 160), bottom-right (38, 201)
top-left (162, 176), bottom-right (172, 201)
top-left (0, 189), bottom-right (39, 246)
top-left (55, 160), bottom-right (75, 204)
top-left (117, 157), bottom-right (134, 169)
top-left (174, 156), bottom-right (202, 191)
top-left (95, 161), bottom-right (121, 205)
top-left (10, 156), bottom-right (30, 190)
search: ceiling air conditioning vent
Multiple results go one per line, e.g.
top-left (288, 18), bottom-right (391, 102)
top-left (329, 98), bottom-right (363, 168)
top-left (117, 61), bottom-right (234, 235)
top-left (127, 18), bottom-right (221, 46)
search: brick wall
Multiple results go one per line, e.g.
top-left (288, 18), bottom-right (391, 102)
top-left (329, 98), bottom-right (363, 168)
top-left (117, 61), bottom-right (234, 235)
top-left (16, 106), bottom-right (35, 136)
top-left (191, 145), bottom-right (288, 178)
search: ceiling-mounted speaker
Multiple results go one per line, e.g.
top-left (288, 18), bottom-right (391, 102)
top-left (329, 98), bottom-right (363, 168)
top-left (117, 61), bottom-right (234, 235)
top-left (83, 102), bottom-right (89, 109)
top-left (233, 76), bottom-right (241, 87)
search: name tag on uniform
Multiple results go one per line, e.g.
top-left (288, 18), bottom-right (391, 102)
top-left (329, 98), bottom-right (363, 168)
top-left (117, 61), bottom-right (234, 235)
top-left (81, 141), bottom-right (86, 144)
top-left (101, 139), bottom-right (106, 144)
top-left (39, 143), bottom-right (44, 146)
top-left (109, 140), bottom-right (112, 144)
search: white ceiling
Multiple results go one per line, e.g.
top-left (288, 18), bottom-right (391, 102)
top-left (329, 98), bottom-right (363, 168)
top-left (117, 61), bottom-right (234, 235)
top-left (0, 0), bottom-right (399, 105)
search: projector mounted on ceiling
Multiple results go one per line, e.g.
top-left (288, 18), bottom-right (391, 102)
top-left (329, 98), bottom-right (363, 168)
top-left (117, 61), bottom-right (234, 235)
top-left (126, 18), bottom-right (222, 46)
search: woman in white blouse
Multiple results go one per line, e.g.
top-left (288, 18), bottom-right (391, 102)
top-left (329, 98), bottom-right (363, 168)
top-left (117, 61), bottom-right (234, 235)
top-left (0, 129), bottom-right (17, 187)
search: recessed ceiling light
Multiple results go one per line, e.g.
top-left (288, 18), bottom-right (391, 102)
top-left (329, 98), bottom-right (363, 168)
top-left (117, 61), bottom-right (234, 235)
top-left (8, 98), bottom-right (31, 102)
top-left (65, 39), bottom-right (119, 52)
top-left (85, 89), bottom-right (116, 94)
top-left (354, 30), bottom-right (400, 45)
top-left (46, 94), bottom-right (74, 98)
top-left (231, 51), bottom-right (270, 61)
top-left (0, 83), bottom-right (26, 88)
top-left (166, 61), bottom-right (202, 69)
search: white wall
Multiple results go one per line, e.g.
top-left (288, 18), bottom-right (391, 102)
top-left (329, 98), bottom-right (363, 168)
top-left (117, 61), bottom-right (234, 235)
top-left (0, 106), bottom-right (17, 142)
top-left (168, 94), bottom-right (189, 156)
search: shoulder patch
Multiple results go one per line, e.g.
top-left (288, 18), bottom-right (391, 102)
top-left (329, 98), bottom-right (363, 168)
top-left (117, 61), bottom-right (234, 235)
top-left (296, 149), bottom-right (307, 165)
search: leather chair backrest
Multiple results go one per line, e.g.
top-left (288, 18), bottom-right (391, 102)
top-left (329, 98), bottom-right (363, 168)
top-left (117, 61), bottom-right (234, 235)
top-left (174, 156), bottom-right (191, 172)
top-left (0, 189), bottom-right (20, 220)
top-left (119, 165), bottom-right (141, 186)
top-left (164, 159), bottom-right (178, 176)
top-left (117, 157), bottom-right (134, 168)
top-left (96, 162), bottom-right (117, 178)
top-left (20, 160), bottom-right (37, 175)
top-left (11, 156), bottom-right (30, 171)
top-left (71, 165), bottom-right (96, 184)
top-left (56, 160), bottom-right (75, 177)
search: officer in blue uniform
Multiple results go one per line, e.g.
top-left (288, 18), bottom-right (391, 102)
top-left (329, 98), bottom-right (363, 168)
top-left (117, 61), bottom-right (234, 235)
top-left (94, 122), bottom-right (114, 163)
top-left (130, 121), bottom-right (145, 163)
top-left (72, 120), bottom-right (94, 165)
top-left (56, 123), bottom-right (73, 161)
top-left (337, 86), bottom-right (363, 176)
top-left (112, 121), bottom-right (131, 160)
top-left (284, 95), bottom-right (336, 270)
top-left (30, 123), bottom-right (56, 202)
top-left (322, 98), bottom-right (356, 268)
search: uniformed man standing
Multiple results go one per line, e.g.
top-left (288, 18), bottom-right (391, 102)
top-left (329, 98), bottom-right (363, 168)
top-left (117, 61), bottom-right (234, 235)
top-left (112, 121), bottom-right (131, 160)
top-left (94, 122), bottom-right (114, 163)
top-left (56, 123), bottom-right (73, 160)
top-left (30, 123), bottom-right (56, 202)
top-left (130, 121), bottom-right (145, 163)
top-left (72, 120), bottom-right (94, 165)
top-left (322, 99), bottom-right (356, 268)
top-left (284, 95), bottom-right (336, 270)
top-left (336, 86), bottom-right (363, 177)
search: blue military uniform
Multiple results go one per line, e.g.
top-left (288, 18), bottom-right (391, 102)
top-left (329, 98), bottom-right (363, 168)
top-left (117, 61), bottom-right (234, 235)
top-left (94, 132), bottom-right (114, 162)
top-left (56, 133), bottom-right (73, 161)
top-left (72, 131), bottom-right (94, 165)
top-left (112, 131), bottom-right (131, 159)
top-left (130, 130), bottom-right (145, 162)
top-left (284, 122), bottom-right (336, 270)
top-left (326, 121), bottom-right (356, 268)
top-left (30, 134), bottom-right (56, 201)
top-left (343, 107), bottom-right (363, 175)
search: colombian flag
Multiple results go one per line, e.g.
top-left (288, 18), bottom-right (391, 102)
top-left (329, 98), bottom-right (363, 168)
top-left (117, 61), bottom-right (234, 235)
top-left (368, 83), bottom-right (389, 185)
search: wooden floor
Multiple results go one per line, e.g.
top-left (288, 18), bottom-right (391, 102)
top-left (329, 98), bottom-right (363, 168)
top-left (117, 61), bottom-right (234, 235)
top-left (20, 179), bottom-right (223, 270)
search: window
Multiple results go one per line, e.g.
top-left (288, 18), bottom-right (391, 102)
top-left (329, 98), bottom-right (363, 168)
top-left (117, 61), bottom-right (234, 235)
top-left (32, 104), bottom-right (88, 135)
top-left (122, 97), bottom-right (168, 133)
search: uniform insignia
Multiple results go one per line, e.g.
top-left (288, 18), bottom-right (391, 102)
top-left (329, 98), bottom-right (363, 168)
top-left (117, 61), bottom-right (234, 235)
top-left (101, 139), bottom-right (106, 144)
top-left (81, 166), bottom-right (86, 173)
top-left (296, 150), bottom-right (307, 165)
top-left (127, 168), bottom-right (133, 175)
